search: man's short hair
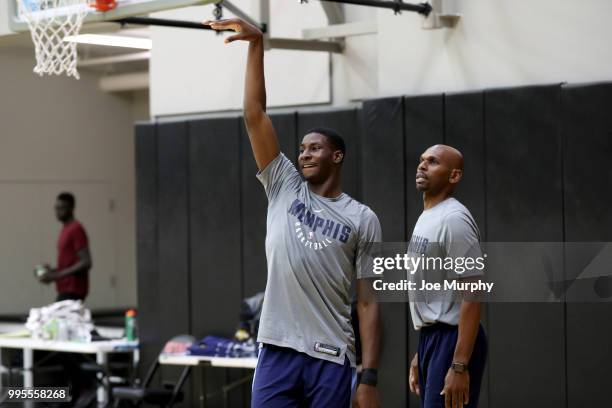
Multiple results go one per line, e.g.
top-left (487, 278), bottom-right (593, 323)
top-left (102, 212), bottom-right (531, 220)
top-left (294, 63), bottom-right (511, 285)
top-left (57, 192), bottom-right (76, 208)
top-left (306, 127), bottom-right (346, 162)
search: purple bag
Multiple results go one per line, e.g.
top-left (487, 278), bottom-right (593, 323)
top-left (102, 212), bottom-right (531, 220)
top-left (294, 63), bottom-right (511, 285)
top-left (188, 335), bottom-right (257, 357)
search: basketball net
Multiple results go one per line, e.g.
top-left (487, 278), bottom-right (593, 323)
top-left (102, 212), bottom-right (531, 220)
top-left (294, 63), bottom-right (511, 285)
top-left (17, 0), bottom-right (92, 79)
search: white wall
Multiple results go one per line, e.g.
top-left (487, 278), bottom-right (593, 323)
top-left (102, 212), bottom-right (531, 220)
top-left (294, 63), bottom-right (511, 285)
top-left (150, 0), bottom-right (612, 117)
top-left (0, 0), bottom-right (16, 37)
top-left (0, 47), bottom-right (140, 314)
top-left (150, 0), bottom-right (334, 116)
top-left (330, 6), bottom-right (379, 104)
top-left (0, 9), bottom-right (13, 37)
top-left (147, 0), bottom-right (382, 117)
top-left (377, 0), bottom-right (612, 96)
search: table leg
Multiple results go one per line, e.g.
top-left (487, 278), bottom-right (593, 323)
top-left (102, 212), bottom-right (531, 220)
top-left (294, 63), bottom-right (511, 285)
top-left (133, 348), bottom-right (140, 385)
top-left (23, 348), bottom-right (34, 408)
top-left (200, 366), bottom-right (207, 408)
top-left (23, 348), bottom-right (33, 387)
top-left (96, 351), bottom-right (108, 406)
top-left (223, 368), bottom-right (228, 408)
top-left (133, 348), bottom-right (140, 368)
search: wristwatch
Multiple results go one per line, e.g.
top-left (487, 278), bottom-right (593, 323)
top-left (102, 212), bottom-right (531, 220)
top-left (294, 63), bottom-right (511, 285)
top-left (451, 361), bottom-right (468, 374)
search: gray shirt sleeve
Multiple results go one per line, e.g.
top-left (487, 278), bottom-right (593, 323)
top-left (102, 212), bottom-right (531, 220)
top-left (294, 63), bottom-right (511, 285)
top-left (441, 210), bottom-right (484, 278)
top-left (355, 209), bottom-right (383, 279)
top-left (256, 153), bottom-right (302, 202)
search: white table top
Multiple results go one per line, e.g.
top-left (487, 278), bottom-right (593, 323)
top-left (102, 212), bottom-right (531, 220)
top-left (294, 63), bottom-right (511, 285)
top-left (159, 353), bottom-right (258, 369)
top-left (0, 323), bottom-right (124, 339)
top-left (0, 337), bottom-right (138, 353)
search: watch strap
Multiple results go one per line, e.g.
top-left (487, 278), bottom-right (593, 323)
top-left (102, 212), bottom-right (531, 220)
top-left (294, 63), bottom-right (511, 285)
top-left (451, 361), bottom-right (468, 373)
top-left (360, 368), bottom-right (378, 386)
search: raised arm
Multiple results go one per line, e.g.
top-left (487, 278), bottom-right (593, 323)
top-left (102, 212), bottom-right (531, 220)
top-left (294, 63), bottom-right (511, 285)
top-left (207, 19), bottom-right (280, 170)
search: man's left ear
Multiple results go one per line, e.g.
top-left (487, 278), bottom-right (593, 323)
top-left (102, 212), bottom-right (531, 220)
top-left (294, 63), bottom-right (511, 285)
top-left (449, 169), bottom-right (463, 184)
top-left (333, 151), bottom-right (344, 164)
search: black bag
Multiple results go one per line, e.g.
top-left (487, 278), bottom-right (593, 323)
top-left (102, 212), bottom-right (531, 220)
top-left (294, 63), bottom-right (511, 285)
top-left (237, 292), bottom-right (264, 339)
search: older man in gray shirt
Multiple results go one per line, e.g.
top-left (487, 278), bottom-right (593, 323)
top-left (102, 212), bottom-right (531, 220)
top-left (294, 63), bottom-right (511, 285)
top-left (408, 145), bottom-right (488, 408)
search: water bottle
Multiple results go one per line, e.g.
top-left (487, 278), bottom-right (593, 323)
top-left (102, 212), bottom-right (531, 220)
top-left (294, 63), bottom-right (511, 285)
top-left (125, 309), bottom-right (137, 341)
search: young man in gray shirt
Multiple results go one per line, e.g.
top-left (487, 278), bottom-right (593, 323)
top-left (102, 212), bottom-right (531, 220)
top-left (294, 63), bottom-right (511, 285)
top-left (208, 18), bottom-right (382, 408)
top-left (408, 145), bottom-right (488, 408)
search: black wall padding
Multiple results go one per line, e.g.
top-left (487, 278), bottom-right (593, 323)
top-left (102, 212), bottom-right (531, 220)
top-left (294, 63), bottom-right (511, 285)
top-left (157, 122), bottom-right (192, 340)
top-left (404, 94), bottom-right (445, 226)
top-left (189, 117), bottom-right (244, 408)
top-left (484, 85), bottom-right (565, 408)
top-left (296, 108), bottom-right (362, 200)
top-left (443, 92), bottom-right (486, 233)
top-left (273, 113), bottom-right (299, 163)
top-left (562, 83), bottom-right (612, 408)
top-left (362, 98), bottom-right (406, 241)
top-left (239, 120), bottom-right (267, 300)
top-left (403, 94), bottom-right (445, 408)
top-left (135, 123), bottom-right (162, 376)
top-left (134, 82), bottom-right (612, 408)
top-left (444, 91), bottom-right (489, 408)
top-left (189, 117), bottom-right (242, 337)
top-left (241, 113), bottom-right (297, 297)
top-left (362, 97), bottom-right (408, 407)
top-left (156, 122), bottom-right (193, 406)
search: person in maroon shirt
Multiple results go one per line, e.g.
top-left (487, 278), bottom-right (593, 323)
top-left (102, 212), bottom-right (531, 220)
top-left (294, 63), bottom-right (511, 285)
top-left (39, 192), bottom-right (92, 302)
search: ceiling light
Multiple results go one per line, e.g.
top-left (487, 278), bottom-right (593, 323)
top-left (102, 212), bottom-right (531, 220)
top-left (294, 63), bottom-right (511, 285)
top-left (63, 34), bottom-right (152, 50)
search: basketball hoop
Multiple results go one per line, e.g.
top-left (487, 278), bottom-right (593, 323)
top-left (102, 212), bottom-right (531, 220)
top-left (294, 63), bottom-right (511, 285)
top-left (16, 0), bottom-right (109, 79)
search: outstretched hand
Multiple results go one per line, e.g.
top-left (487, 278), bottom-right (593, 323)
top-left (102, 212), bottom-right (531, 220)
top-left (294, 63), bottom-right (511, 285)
top-left (204, 18), bottom-right (263, 44)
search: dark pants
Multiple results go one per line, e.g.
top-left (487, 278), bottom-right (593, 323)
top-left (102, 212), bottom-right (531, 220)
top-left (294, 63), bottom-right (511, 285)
top-left (252, 344), bottom-right (353, 408)
top-left (418, 323), bottom-right (487, 408)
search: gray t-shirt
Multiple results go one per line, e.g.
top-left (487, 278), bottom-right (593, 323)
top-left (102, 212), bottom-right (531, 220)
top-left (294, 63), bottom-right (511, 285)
top-left (256, 153), bottom-right (381, 366)
top-left (408, 197), bottom-right (483, 330)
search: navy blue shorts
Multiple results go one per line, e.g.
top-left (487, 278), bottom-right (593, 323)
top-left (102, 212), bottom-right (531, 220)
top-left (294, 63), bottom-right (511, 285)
top-left (418, 323), bottom-right (487, 408)
top-left (252, 344), bottom-right (353, 408)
